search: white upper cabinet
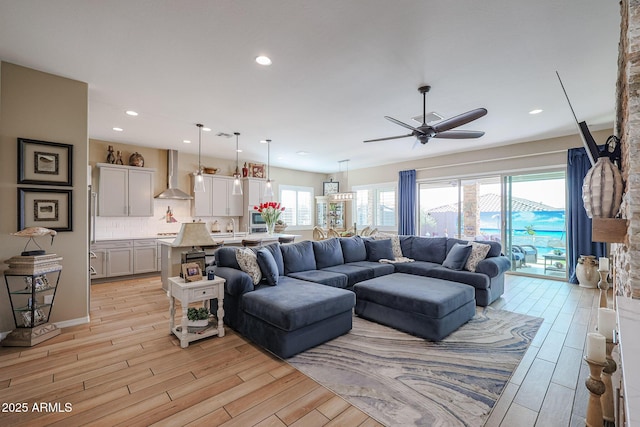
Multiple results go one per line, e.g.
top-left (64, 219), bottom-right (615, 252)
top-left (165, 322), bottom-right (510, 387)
top-left (97, 163), bottom-right (155, 217)
top-left (192, 175), bottom-right (243, 218)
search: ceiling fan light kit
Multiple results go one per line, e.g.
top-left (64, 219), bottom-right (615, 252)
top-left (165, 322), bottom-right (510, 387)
top-left (364, 85), bottom-right (487, 146)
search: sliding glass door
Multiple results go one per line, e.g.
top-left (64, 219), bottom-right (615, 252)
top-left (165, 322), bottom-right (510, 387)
top-left (505, 171), bottom-right (567, 279)
top-left (418, 171), bottom-right (566, 279)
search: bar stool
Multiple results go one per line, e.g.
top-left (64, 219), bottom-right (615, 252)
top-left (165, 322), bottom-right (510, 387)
top-left (278, 236), bottom-right (295, 244)
top-left (241, 239), bottom-right (262, 247)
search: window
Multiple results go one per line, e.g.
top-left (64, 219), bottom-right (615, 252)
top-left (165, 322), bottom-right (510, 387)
top-left (353, 183), bottom-right (396, 230)
top-left (279, 185), bottom-right (314, 228)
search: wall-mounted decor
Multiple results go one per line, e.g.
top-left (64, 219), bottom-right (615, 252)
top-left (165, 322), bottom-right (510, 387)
top-left (323, 180), bottom-right (339, 195)
top-left (250, 163), bottom-right (265, 178)
top-left (18, 138), bottom-right (73, 186)
top-left (18, 188), bottom-right (73, 232)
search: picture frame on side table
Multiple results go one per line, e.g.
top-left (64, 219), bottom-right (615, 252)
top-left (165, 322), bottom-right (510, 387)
top-left (18, 188), bottom-right (73, 232)
top-left (18, 138), bottom-right (73, 186)
top-left (181, 262), bottom-right (202, 282)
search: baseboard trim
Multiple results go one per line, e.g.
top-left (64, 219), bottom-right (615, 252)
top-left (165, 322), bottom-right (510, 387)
top-left (55, 316), bottom-right (90, 329)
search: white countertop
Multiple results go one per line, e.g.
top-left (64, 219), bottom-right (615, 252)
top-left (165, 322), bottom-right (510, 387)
top-left (616, 296), bottom-right (640, 427)
top-left (157, 232), bottom-right (299, 247)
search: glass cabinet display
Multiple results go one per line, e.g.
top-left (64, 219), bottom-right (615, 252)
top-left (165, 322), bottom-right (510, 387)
top-left (3, 254), bottom-right (62, 346)
top-left (316, 196), bottom-right (346, 231)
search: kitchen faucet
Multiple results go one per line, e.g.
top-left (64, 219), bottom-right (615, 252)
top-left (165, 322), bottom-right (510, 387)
top-left (230, 218), bottom-right (236, 238)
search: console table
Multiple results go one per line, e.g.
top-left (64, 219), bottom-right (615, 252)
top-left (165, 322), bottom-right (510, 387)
top-left (168, 276), bottom-right (225, 348)
top-left (616, 296), bottom-right (640, 426)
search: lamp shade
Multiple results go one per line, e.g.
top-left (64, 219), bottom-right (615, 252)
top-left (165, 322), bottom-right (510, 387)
top-left (172, 222), bottom-right (215, 248)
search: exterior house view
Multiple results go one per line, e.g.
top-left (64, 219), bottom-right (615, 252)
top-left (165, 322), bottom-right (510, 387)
top-left (1, 1), bottom-right (640, 426)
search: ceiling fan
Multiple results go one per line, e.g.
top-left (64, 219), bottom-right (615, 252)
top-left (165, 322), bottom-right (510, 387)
top-left (364, 85), bottom-right (487, 145)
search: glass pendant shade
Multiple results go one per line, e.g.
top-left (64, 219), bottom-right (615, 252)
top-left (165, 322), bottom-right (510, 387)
top-left (194, 123), bottom-right (206, 192)
top-left (264, 180), bottom-right (274, 198)
top-left (263, 139), bottom-right (274, 198)
top-left (232, 132), bottom-right (243, 196)
top-left (194, 171), bottom-right (205, 192)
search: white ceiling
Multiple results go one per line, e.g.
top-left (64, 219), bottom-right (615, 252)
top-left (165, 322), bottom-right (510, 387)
top-left (0, 0), bottom-right (620, 173)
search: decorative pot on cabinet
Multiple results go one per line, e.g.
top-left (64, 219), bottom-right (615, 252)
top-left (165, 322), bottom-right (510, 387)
top-left (128, 152), bottom-right (145, 167)
top-left (576, 255), bottom-right (599, 288)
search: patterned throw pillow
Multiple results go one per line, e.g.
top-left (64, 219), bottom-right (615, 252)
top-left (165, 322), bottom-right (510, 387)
top-left (465, 242), bottom-right (491, 272)
top-left (374, 232), bottom-right (403, 258)
top-left (236, 248), bottom-right (262, 285)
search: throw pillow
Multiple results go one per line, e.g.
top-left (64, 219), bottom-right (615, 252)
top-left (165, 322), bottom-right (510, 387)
top-left (442, 243), bottom-right (473, 270)
top-left (365, 238), bottom-right (395, 262)
top-left (375, 232), bottom-right (403, 258)
top-left (236, 248), bottom-right (262, 285)
top-left (256, 248), bottom-right (279, 286)
top-left (465, 241), bottom-right (491, 272)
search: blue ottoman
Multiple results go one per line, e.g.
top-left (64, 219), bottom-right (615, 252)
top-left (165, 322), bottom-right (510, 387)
top-left (353, 273), bottom-right (476, 341)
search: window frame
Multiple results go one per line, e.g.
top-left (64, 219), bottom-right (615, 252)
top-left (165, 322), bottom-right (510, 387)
top-left (278, 184), bottom-right (314, 230)
top-left (352, 182), bottom-right (397, 232)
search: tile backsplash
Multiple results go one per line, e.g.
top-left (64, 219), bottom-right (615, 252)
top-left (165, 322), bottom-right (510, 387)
top-left (94, 199), bottom-right (240, 239)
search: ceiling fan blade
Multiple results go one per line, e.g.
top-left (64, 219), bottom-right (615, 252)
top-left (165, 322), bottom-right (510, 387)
top-left (384, 116), bottom-right (424, 134)
top-left (433, 130), bottom-right (485, 139)
top-left (364, 133), bottom-right (414, 143)
top-left (432, 108), bottom-right (487, 133)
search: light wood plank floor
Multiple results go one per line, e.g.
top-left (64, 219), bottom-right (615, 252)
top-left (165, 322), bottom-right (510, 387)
top-left (0, 274), bottom-right (604, 426)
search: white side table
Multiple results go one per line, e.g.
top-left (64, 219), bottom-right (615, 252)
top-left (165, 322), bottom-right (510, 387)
top-left (168, 275), bottom-right (225, 348)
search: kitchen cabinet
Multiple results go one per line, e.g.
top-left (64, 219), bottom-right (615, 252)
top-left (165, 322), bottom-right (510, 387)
top-left (97, 163), bottom-right (155, 217)
top-left (134, 239), bottom-right (157, 274)
top-left (240, 178), bottom-right (267, 232)
top-left (192, 175), bottom-right (243, 218)
top-left (90, 240), bottom-right (134, 279)
top-left (91, 239), bottom-right (159, 279)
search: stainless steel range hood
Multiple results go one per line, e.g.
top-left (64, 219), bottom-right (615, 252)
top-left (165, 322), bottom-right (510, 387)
top-left (155, 150), bottom-right (193, 200)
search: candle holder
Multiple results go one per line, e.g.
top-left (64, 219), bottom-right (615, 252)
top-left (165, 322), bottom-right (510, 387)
top-left (584, 356), bottom-right (606, 427)
top-left (601, 339), bottom-right (618, 425)
top-left (597, 269), bottom-right (609, 308)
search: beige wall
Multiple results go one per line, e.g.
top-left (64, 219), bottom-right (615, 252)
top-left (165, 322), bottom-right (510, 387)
top-left (0, 62), bottom-right (89, 333)
top-left (330, 129), bottom-right (613, 187)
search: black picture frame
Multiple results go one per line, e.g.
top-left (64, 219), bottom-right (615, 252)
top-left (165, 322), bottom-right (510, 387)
top-left (18, 188), bottom-right (73, 232)
top-left (18, 138), bottom-right (73, 186)
top-left (323, 180), bottom-right (339, 195)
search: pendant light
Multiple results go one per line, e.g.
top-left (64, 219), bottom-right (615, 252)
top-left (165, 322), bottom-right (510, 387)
top-left (232, 132), bottom-right (243, 196)
top-left (193, 123), bottom-right (206, 192)
top-left (264, 139), bottom-right (274, 198)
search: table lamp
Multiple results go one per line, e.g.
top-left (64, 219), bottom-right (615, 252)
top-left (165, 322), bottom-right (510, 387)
top-left (173, 222), bottom-right (215, 275)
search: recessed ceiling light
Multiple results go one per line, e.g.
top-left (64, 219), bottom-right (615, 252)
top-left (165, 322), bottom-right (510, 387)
top-left (236, 149), bottom-right (243, 153)
top-left (125, 110), bottom-right (138, 116)
top-left (203, 127), bottom-right (211, 132)
top-left (529, 109), bottom-right (543, 115)
top-left (183, 139), bottom-right (191, 144)
top-left (256, 55), bottom-right (272, 66)
top-left (113, 127), bottom-right (123, 132)
top-left (260, 139), bottom-right (268, 144)
top-left (296, 151), bottom-right (309, 156)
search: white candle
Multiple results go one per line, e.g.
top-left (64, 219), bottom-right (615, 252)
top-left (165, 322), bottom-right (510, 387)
top-left (598, 307), bottom-right (616, 340)
top-left (599, 257), bottom-right (610, 271)
top-left (586, 332), bottom-right (606, 363)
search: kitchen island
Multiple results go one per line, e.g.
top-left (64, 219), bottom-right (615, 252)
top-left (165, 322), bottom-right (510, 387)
top-left (158, 232), bottom-right (300, 291)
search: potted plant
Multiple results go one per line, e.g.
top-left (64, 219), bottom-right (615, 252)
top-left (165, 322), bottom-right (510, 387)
top-left (187, 307), bottom-right (210, 328)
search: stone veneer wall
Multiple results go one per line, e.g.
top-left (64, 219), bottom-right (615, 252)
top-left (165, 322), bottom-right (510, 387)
top-left (615, 0), bottom-right (640, 298)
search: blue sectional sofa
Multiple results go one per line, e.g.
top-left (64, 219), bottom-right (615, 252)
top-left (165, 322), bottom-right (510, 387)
top-left (214, 235), bottom-right (510, 358)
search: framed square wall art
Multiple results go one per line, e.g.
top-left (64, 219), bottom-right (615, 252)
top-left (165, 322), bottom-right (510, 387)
top-left (18, 138), bottom-right (73, 186)
top-left (250, 163), bottom-right (265, 179)
top-left (18, 188), bottom-right (73, 232)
